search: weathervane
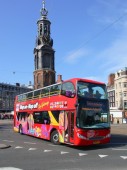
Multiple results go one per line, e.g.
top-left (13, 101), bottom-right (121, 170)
top-left (40, 0), bottom-right (48, 17)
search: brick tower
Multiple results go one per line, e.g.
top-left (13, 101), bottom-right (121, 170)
top-left (33, 1), bottom-right (55, 89)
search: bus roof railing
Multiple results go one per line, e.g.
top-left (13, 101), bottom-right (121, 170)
top-left (17, 82), bottom-right (62, 102)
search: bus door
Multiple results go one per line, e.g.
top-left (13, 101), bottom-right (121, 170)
top-left (64, 111), bottom-right (74, 144)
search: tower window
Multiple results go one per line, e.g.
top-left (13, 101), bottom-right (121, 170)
top-left (37, 56), bottom-right (39, 69)
top-left (44, 25), bottom-right (47, 34)
top-left (40, 24), bottom-right (42, 35)
top-left (43, 55), bottom-right (50, 68)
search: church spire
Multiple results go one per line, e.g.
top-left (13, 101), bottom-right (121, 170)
top-left (40, 1), bottom-right (48, 18)
top-left (33, 1), bottom-right (55, 89)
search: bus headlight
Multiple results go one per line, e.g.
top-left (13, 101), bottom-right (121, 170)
top-left (77, 133), bottom-right (87, 140)
top-left (105, 133), bottom-right (111, 138)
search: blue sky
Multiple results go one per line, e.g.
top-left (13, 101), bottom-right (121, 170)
top-left (0, 0), bottom-right (127, 86)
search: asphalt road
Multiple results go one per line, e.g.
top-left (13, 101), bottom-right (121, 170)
top-left (0, 120), bottom-right (127, 170)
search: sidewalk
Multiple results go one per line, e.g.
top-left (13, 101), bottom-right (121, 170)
top-left (111, 123), bottom-right (127, 135)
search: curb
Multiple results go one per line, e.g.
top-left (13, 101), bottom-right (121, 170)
top-left (0, 144), bottom-right (11, 149)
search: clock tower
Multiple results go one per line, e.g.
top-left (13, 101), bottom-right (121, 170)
top-left (33, 1), bottom-right (55, 89)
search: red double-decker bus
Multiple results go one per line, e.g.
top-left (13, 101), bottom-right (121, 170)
top-left (14, 78), bottom-right (110, 146)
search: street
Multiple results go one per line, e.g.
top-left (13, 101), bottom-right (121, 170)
top-left (0, 120), bottom-right (127, 170)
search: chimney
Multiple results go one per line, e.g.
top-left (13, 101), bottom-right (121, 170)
top-left (108, 73), bottom-right (115, 86)
top-left (57, 75), bottom-right (63, 83)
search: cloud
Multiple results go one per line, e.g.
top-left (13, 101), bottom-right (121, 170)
top-left (64, 48), bottom-right (88, 64)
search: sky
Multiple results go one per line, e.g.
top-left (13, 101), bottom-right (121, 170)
top-left (0, 0), bottom-right (127, 86)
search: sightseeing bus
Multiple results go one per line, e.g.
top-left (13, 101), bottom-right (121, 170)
top-left (13, 78), bottom-right (110, 146)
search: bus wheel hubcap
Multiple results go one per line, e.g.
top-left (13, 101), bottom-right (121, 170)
top-left (53, 134), bottom-right (58, 142)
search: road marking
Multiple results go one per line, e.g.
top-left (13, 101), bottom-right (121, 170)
top-left (24, 142), bottom-right (36, 145)
top-left (28, 148), bottom-right (37, 151)
top-left (120, 156), bottom-right (127, 160)
top-left (98, 155), bottom-right (108, 158)
top-left (0, 168), bottom-right (23, 170)
top-left (112, 148), bottom-right (127, 151)
top-left (79, 153), bottom-right (87, 156)
top-left (44, 150), bottom-right (52, 152)
top-left (48, 144), bottom-right (57, 147)
top-left (3, 140), bottom-right (14, 143)
top-left (61, 151), bottom-right (69, 154)
top-left (15, 146), bottom-right (23, 149)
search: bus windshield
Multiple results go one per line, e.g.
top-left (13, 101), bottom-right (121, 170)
top-left (77, 99), bottom-right (110, 129)
top-left (77, 81), bottom-right (107, 99)
top-left (77, 81), bottom-right (110, 129)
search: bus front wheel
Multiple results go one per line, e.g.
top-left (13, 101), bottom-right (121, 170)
top-left (51, 130), bottom-right (60, 145)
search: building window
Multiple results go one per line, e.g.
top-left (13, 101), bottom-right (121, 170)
top-left (123, 92), bottom-right (127, 97)
top-left (123, 82), bottom-right (127, 88)
top-left (40, 24), bottom-right (42, 35)
top-left (37, 56), bottom-right (39, 69)
top-left (119, 92), bottom-right (122, 97)
top-left (124, 101), bottom-right (127, 109)
top-left (117, 72), bottom-right (120, 77)
top-left (43, 55), bottom-right (50, 68)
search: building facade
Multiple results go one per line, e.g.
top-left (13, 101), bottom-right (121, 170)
top-left (107, 67), bottom-right (127, 123)
top-left (114, 68), bottom-right (127, 110)
top-left (107, 74), bottom-right (115, 108)
top-left (0, 83), bottom-right (32, 113)
top-left (33, 1), bottom-right (55, 89)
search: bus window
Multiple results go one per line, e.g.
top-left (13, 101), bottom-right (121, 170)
top-left (22, 94), bottom-right (27, 101)
top-left (18, 94), bottom-right (27, 102)
top-left (50, 84), bottom-right (61, 96)
top-left (33, 111), bottom-right (50, 124)
top-left (77, 81), bottom-right (107, 99)
top-left (33, 89), bottom-right (41, 98)
top-left (17, 95), bottom-right (22, 102)
top-left (27, 92), bottom-right (33, 100)
top-left (40, 87), bottom-right (50, 97)
top-left (61, 82), bottom-right (75, 98)
top-left (51, 111), bottom-right (60, 123)
top-left (17, 112), bottom-right (28, 121)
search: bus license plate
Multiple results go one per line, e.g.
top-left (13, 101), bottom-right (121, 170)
top-left (93, 141), bottom-right (100, 144)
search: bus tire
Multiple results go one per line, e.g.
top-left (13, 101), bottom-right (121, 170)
top-left (51, 130), bottom-right (60, 145)
top-left (19, 125), bottom-right (23, 134)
